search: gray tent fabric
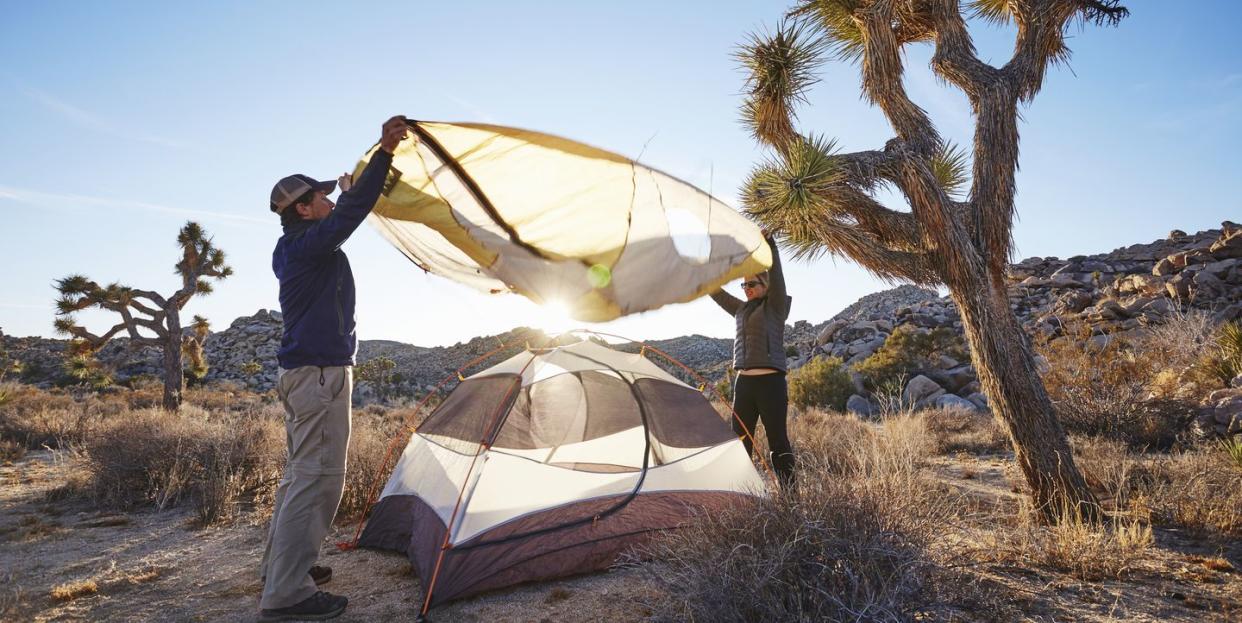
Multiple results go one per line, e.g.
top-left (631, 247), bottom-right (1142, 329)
top-left (357, 340), bottom-right (766, 609)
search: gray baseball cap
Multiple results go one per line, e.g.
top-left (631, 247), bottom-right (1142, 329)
top-left (270, 174), bottom-right (337, 214)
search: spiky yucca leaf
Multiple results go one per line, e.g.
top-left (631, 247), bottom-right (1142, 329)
top-left (745, 135), bottom-right (845, 219)
top-left (178, 221), bottom-right (205, 245)
top-left (1221, 436), bottom-right (1242, 470)
top-left (195, 280), bottom-right (214, 295)
top-left (966, 0), bottom-right (1012, 25)
top-left (738, 21), bottom-right (826, 147)
top-left (55, 275), bottom-right (94, 296)
top-left (1217, 321), bottom-right (1242, 380)
top-left (56, 296), bottom-right (84, 315)
top-left (63, 354), bottom-right (98, 380)
top-left (930, 142), bottom-right (971, 199)
top-left (789, 0), bottom-right (865, 63)
top-left (52, 317), bottom-right (78, 335)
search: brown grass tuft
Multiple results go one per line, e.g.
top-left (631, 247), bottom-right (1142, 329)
top-left (50, 579), bottom-right (98, 602)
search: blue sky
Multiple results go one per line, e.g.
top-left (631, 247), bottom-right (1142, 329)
top-left (2, 1), bottom-right (1239, 346)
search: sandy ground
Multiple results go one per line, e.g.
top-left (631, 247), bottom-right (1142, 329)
top-left (1, 450), bottom-right (1239, 622)
top-left (0, 451), bottom-right (657, 623)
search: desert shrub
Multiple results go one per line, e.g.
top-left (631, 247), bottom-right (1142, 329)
top-left (638, 410), bottom-right (959, 622)
top-left (1070, 436), bottom-right (1242, 537)
top-left (1039, 332), bottom-right (1193, 449)
top-left (82, 409), bottom-right (283, 525)
top-left (0, 387), bottom-right (101, 449)
top-left (339, 416), bottom-right (410, 519)
top-left (0, 439), bottom-right (26, 462)
top-left (787, 356), bottom-right (854, 411)
top-left (1136, 448), bottom-right (1242, 537)
top-left (855, 325), bottom-right (968, 392)
top-left (922, 406), bottom-right (1009, 455)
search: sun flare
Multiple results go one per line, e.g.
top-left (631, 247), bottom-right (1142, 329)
top-left (536, 299), bottom-right (578, 335)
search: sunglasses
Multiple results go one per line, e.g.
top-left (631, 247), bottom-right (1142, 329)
top-left (741, 281), bottom-right (764, 289)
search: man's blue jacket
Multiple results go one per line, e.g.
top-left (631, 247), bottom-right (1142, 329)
top-left (272, 151), bottom-right (393, 370)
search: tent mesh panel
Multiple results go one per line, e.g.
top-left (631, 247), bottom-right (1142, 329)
top-left (418, 374), bottom-right (521, 455)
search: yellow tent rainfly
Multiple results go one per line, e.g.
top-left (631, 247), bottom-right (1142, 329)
top-left (353, 120), bottom-right (772, 321)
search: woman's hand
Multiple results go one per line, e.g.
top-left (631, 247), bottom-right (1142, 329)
top-left (337, 173), bottom-right (353, 193)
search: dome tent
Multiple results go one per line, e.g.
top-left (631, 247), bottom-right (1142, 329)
top-left (357, 338), bottom-right (766, 614)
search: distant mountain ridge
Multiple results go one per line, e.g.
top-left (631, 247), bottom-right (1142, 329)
top-left (5, 223), bottom-right (1241, 415)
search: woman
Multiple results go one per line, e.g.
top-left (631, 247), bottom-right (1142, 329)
top-left (710, 232), bottom-right (794, 485)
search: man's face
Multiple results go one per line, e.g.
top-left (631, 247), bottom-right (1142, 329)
top-left (296, 191), bottom-right (334, 221)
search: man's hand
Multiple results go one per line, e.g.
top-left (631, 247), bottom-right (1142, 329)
top-left (337, 173), bottom-right (353, 193)
top-left (379, 116), bottom-right (408, 154)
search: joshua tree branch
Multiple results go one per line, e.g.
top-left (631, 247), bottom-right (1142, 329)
top-left (804, 219), bottom-right (941, 285)
top-left (129, 289), bottom-right (168, 308)
top-left (127, 299), bottom-right (164, 319)
top-left (929, 0), bottom-right (1002, 98)
top-left (64, 322), bottom-right (132, 348)
top-left (858, 0), bottom-right (938, 151)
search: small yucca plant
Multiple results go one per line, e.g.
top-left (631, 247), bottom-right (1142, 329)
top-left (1221, 436), bottom-right (1242, 470)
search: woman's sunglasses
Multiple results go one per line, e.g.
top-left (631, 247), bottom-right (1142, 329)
top-left (741, 281), bottom-right (764, 289)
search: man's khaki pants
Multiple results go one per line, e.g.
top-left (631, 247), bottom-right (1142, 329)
top-left (259, 365), bottom-right (352, 609)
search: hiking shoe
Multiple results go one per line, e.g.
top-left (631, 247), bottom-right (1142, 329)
top-left (261, 566), bottom-right (332, 587)
top-left (259, 591), bottom-right (347, 622)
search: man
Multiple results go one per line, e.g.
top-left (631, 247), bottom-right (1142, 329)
top-left (258, 115), bottom-right (407, 621)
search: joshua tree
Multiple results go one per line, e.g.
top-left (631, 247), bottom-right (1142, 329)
top-left (54, 222), bottom-right (232, 410)
top-left (739, 0), bottom-right (1127, 521)
top-left (356, 356), bottom-right (398, 402)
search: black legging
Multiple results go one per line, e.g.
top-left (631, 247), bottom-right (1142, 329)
top-left (732, 372), bottom-right (795, 485)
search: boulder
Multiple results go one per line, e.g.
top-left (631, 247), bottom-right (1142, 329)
top-left (815, 320), bottom-right (846, 346)
top-left (940, 364), bottom-right (977, 393)
top-left (903, 374), bottom-right (944, 404)
top-left (846, 394), bottom-right (874, 418)
top-left (934, 393), bottom-right (980, 412)
top-left (1153, 257), bottom-right (1177, 276)
top-left (1209, 230), bottom-right (1242, 259)
top-left (966, 392), bottom-right (990, 411)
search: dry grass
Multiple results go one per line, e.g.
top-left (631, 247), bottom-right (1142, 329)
top-left (1039, 331), bottom-right (1194, 449)
top-left (82, 408), bottom-right (283, 525)
top-left (974, 506), bottom-right (1153, 581)
top-left (636, 408), bottom-right (992, 622)
top-left (49, 579), bottom-right (98, 602)
top-left (921, 406), bottom-right (1009, 455)
top-left (1071, 435), bottom-right (1242, 538)
top-left (0, 384), bottom-right (408, 527)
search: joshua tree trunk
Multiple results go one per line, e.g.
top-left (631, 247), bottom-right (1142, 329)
top-left (738, 0), bottom-right (1128, 521)
top-left (162, 326), bottom-right (185, 411)
top-left (952, 275), bottom-right (1098, 520)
